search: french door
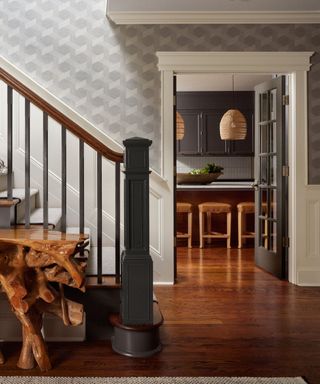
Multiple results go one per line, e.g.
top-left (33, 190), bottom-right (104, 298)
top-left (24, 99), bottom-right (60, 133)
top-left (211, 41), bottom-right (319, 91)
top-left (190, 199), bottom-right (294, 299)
top-left (173, 75), bottom-right (178, 281)
top-left (254, 76), bottom-right (288, 279)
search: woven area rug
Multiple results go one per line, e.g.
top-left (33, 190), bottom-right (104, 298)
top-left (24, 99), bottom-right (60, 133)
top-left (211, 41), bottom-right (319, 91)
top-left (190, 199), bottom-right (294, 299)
top-left (0, 377), bottom-right (307, 384)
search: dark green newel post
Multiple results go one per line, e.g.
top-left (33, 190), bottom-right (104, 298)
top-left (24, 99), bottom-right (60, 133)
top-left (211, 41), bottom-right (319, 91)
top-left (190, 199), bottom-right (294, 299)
top-left (110, 137), bottom-right (163, 358)
top-left (121, 137), bottom-right (153, 325)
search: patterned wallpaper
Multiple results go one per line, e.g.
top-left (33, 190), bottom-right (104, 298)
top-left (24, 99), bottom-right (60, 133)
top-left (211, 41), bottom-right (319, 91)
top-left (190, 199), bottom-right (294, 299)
top-left (1, 0), bottom-right (320, 182)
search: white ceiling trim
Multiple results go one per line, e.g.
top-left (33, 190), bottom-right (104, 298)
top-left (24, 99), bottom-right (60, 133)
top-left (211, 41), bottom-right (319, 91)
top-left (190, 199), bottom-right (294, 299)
top-left (107, 11), bottom-right (320, 25)
top-left (157, 52), bottom-right (314, 73)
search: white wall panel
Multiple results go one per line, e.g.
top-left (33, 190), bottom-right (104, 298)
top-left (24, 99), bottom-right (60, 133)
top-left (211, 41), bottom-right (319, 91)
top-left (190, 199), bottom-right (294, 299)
top-left (306, 199), bottom-right (320, 259)
top-left (297, 187), bottom-right (320, 285)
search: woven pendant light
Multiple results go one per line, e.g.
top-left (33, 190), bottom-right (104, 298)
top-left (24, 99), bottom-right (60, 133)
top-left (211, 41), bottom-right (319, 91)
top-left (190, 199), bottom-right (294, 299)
top-left (219, 75), bottom-right (247, 140)
top-left (176, 111), bottom-right (185, 140)
top-left (220, 109), bottom-right (247, 140)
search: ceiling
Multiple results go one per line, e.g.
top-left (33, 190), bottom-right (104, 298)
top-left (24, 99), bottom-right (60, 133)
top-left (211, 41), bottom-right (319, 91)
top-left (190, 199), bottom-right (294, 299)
top-left (107, 0), bottom-right (320, 12)
top-left (177, 74), bottom-right (272, 92)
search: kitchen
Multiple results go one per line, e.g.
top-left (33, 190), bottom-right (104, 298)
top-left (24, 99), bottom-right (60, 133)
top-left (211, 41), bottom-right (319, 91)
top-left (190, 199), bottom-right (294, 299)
top-left (175, 73), bottom-right (273, 263)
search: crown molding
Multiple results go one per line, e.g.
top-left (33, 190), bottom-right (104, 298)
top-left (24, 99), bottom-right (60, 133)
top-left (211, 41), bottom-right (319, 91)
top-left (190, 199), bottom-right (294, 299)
top-left (107, 11), bottom-right (320, 25)
top-left (156, 52), bottom-right (314, 73)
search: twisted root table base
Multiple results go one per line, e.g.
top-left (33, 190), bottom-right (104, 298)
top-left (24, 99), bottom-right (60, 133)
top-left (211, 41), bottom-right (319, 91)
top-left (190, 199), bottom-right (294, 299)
top-left (0, 229), bottom-right (88, 371)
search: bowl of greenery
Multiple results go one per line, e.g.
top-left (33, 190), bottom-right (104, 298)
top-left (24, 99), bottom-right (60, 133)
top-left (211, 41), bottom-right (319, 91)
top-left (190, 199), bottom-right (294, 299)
top-left (177, 163), bottom-right (224, 184)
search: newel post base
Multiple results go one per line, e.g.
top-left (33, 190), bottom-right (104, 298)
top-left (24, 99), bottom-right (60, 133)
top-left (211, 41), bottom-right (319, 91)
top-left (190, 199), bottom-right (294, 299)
top-left (110, 301), bottom-right (163, 357)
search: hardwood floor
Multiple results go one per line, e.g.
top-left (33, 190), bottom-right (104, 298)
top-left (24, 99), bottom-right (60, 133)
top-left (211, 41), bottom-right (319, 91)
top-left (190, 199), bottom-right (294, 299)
top-left (1, 247), bottom-right (320, 382)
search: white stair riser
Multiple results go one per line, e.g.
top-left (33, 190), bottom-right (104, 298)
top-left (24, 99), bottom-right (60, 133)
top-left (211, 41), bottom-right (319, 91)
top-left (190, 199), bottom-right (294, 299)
top-left (0, 295), bottom-right (85, 342)
top-left (43, 314), bottom-right (86, 342)
top-left (18, 207), bottom-right (63, 229)
top-left (67, 227), bottom-right (91, 247)
top-left (87, 247), bottom-right (116, 275)
top-left (15, 194), bottom-right (37, 223)
top-left (0, 295), bottom-right (22, 341)
top-left (0, 175), bottom-right (7, 192)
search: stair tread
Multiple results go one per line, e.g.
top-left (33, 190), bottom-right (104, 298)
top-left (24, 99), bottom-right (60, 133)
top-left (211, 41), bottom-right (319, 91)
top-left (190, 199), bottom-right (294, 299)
top-left (67, 227), bottom-right (91, 235)
top-left (85, 275), bottom-right (121, 289)
top-left (0, 188), bottom-right (38, 201)
top-left (0, 199), bottom-right (19, 207)
top-left (18, 207), bottom-right (62, 227)
top-left (0, 173), bottom-right (9, 193)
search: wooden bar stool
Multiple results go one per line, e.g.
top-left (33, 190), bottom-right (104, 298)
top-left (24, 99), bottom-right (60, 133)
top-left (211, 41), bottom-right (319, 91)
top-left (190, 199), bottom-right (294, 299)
top-left (198, 202), bottom-right (232, 249)
top-left (176, 202), bottom-right (193, 248)
top-left (237, 202), bottom-right (255, 249)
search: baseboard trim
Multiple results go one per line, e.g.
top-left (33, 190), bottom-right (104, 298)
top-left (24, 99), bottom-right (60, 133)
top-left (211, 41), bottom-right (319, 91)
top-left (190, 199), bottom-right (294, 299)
top-left (297, 270), bottom-right (320, 286)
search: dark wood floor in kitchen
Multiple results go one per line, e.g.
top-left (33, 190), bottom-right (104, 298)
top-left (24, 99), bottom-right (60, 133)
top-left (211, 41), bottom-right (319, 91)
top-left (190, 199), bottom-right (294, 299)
top-left (1, 247), bottom-right (320, 383)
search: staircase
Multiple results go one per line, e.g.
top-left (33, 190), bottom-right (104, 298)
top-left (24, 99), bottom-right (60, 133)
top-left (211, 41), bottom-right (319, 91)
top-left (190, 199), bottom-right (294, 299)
top-left (0, 187), bottom-right (62, 228)
top-left (0, 57), bottom-right (162, 358)
top-left (0, 182), bottom-right (113, 277)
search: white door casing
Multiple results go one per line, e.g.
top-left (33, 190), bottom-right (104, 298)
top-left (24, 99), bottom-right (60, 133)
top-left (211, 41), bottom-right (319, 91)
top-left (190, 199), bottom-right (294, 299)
top-left (157, 51), bottom-right (318, 286)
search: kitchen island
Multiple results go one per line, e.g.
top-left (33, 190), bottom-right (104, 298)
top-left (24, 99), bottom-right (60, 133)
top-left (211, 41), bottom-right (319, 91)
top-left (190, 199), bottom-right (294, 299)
top-left (176, 181), bottom-right (254, 247)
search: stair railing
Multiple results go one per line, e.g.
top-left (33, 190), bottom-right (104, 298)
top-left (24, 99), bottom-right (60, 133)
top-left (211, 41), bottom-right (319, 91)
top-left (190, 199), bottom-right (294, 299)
top-left (0, 67), bottom-right (153, 323)
top-left (0, 68), bottom-right (123, 284)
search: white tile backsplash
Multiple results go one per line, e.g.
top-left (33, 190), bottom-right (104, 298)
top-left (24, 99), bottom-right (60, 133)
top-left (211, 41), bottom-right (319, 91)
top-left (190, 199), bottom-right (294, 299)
top-left (177, 156), bottom-right (253, 180)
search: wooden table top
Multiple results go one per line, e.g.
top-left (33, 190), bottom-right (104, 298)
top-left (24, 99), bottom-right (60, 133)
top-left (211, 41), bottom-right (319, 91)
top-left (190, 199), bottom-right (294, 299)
top-left (0, 228), bottom-right (88, 244)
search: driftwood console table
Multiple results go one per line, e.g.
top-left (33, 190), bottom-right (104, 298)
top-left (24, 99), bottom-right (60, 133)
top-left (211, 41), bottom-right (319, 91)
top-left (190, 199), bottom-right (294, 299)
top-left (0, 229), bottom-right (88, 371)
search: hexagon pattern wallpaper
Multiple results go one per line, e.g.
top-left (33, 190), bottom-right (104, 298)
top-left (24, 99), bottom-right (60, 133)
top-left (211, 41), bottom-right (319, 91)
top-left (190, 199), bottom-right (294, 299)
top-left (1, 0), bottom-right (320, 181)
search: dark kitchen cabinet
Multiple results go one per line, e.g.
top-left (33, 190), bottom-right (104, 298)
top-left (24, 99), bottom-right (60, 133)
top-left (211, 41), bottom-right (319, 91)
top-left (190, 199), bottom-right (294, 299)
top-left (232, 109), bottom-right (254, 155)
top-left (202, 110), bottom-right (227, 155)
top-left (177, 91), bottom-right (254, 156)
top-left (176, 110), bottom-right (202, 155)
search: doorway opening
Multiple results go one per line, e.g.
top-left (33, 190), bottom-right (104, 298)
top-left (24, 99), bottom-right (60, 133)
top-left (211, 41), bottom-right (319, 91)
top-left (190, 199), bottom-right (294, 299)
top-left (157, 51), bottom-right (312, 286)
top-left (174, 72), bottom-right (288, 281)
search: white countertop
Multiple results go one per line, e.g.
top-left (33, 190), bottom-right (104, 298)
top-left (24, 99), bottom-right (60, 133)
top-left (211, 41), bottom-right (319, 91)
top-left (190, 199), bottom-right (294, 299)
top-left (177, 181), bottom-right (253, 190)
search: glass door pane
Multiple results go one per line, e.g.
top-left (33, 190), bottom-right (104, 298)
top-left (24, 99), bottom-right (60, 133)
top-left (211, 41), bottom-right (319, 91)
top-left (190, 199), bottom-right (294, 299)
top-left (254, 76), bottom-right (286, 279)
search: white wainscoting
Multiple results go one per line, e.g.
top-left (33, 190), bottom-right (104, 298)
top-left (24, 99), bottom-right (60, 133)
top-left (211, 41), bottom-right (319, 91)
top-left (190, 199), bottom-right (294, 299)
top-left (297, 186), bottom-right (320, 285)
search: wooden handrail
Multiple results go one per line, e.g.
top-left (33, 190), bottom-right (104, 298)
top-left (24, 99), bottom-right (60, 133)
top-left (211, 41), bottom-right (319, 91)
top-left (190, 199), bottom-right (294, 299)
top-left (0, 67), bottom-right (124, 163)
